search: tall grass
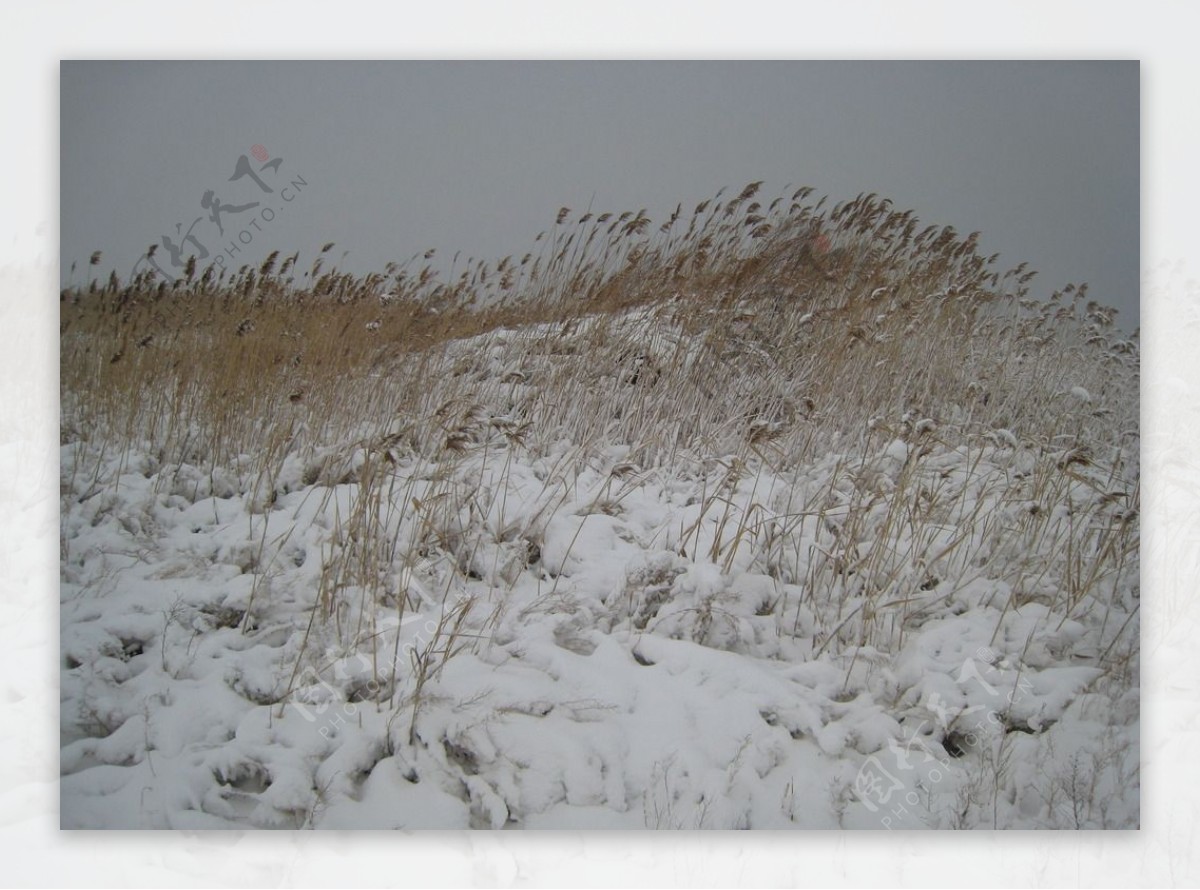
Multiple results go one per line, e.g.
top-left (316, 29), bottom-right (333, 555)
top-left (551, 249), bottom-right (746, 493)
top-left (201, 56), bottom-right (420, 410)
top-left (62, 184), bottom-right (1136, 471)
top-left (61, 183), bottom-right (1139, 747)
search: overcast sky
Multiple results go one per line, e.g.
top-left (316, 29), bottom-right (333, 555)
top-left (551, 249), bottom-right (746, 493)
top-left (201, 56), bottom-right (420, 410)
top-left (60, 60), bottom-right (1139, 326)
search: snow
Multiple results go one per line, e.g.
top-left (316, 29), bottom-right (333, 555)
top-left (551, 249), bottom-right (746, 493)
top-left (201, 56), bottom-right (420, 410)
top-left (60, 309), bottom-right (1139, 830)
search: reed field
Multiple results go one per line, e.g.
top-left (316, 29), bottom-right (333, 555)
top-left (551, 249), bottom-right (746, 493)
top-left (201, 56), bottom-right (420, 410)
top-left (60, 184), bottom-right (1139, 828)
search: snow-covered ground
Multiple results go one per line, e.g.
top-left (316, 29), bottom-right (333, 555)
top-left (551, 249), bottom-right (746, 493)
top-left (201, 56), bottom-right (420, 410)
top-left (60, 305), bottom-right (1139, 829)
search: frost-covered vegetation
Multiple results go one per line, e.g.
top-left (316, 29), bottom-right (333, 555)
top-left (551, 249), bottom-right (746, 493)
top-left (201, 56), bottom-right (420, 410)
top-left (60, 185), bottom-right (1138, 828)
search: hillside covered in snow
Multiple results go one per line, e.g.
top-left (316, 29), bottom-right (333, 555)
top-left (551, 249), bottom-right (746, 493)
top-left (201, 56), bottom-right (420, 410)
top-left (60, 186), bottom-right (1139, 828)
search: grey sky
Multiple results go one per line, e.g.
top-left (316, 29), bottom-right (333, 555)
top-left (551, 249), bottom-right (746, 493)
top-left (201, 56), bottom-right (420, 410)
top-left (60, 60), bottom-right (1139, 326)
